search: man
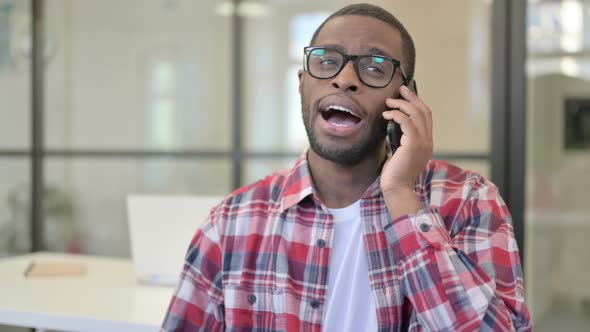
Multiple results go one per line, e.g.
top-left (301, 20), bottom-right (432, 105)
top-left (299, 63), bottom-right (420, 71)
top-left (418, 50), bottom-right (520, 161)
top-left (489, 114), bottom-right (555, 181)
top-left (162, 3), bottom-right (531, 331)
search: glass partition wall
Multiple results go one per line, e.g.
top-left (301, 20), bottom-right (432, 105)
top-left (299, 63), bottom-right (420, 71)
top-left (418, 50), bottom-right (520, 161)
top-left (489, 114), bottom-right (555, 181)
top-left (525, 0), bottom-right (590, 329)
top-left (0, 0), bottom-right (495, 258)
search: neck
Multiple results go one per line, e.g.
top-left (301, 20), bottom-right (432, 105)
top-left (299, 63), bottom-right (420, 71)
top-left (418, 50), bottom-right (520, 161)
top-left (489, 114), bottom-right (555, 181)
top-left (307, 144), bottom-right (387, 208)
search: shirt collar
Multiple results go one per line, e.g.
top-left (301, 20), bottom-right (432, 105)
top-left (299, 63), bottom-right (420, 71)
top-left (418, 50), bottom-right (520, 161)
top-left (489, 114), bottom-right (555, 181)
top-left (280, 153), bottom-right (314, 212)
top-left (279, 151), bottom-right (384, 212)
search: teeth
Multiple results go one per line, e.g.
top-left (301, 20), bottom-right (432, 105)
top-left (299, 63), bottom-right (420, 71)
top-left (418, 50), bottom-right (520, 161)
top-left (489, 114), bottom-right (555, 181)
top-left (330, 122), bottom-right (349, 127)
top-left (326, 105), bottom-right (359, 118)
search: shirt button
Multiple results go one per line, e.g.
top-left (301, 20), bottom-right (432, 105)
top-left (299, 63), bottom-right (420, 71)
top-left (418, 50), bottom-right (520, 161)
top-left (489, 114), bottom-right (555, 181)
top-left (310, 299), bottom-right (320, 308)
top-left (420, 223), bottom-right (432, 232)
top-left (316, 239), bottom-right (326, 248)
top-left (247, 294), bottom-right (257, 304)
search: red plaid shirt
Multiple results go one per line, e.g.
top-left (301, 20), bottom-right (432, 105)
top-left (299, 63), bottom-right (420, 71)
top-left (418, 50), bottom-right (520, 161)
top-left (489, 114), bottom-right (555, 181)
top-left (162, 155), bottom-right (531, 331)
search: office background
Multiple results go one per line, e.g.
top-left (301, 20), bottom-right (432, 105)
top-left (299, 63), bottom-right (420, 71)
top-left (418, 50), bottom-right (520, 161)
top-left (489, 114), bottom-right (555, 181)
top-left (0, 0), bottom-right (589, 329)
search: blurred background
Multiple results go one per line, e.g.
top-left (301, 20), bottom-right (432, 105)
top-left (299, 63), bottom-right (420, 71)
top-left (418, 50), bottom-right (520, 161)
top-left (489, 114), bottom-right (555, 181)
top-left (0, 0), bottom-right (589, 330)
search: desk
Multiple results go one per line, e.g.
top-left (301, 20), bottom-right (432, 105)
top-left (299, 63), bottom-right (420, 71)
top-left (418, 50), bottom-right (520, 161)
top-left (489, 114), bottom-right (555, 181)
top-left (0, 252), bottom-right (174, 332)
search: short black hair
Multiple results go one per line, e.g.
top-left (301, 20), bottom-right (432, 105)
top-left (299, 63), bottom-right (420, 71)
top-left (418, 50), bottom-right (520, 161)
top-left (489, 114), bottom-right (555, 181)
top-left (310, 3), bottom-right (416, 80)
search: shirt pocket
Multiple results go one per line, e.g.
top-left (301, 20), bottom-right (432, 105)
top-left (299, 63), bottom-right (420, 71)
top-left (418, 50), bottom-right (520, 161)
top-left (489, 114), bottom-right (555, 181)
top-left (223, 284), bottom-right (286, 331)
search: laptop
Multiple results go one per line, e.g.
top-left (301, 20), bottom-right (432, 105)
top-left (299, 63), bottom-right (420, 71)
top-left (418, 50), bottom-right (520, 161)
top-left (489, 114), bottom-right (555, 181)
top-left (126, 195), bottom-right (224, 286)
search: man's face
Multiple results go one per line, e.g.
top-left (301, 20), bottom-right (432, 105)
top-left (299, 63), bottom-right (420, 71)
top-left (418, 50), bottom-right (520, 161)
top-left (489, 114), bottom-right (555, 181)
top-left (299, 15), bottom-right (405, 166)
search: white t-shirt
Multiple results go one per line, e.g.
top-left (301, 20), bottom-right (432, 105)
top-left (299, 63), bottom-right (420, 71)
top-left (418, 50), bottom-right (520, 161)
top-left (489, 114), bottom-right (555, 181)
top-left (323, 200), bottom-right (378, 331)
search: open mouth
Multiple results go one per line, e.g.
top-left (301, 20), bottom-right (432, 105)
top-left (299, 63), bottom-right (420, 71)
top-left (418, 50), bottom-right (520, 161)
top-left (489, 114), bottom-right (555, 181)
top-left (321, 105), bottom-right (362, 127)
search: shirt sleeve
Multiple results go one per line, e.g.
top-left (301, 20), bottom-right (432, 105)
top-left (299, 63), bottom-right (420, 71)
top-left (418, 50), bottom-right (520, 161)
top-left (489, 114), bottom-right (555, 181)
top-left (161, 219), bottom-right (225, 332)
top-left (384, 180), bottom-right (532, 331)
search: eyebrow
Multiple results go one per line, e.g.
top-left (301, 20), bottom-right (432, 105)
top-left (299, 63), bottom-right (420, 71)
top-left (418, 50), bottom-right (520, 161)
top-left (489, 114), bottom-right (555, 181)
top-left (319, 44), bottom-right (347, 53)
top-left (317, 44), bottom-right (395, 59)
top-left (367, 47), bottom-right (394, 59)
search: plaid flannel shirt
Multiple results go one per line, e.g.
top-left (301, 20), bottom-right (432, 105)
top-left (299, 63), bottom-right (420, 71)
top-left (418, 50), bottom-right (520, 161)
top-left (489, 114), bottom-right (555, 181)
top-left (162, 155), bottom-right (531, 331)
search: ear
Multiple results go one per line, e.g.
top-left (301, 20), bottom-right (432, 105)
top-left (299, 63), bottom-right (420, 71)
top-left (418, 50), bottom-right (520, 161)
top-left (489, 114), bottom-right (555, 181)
top-left (298, 69), bottom-right (305, 95)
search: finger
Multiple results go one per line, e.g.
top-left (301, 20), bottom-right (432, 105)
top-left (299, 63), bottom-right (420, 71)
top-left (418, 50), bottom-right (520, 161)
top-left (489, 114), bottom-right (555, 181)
top-left (400, 85), bottom-right (428, 111)
top-left (384, 99), bottom-right (428, 138)
top-left (383, 110), bottom-right (420, 141)
top-left (385, 97), bottom-right (412, 115)
top-left (386, 97), bottom-right (432, 140)
top-left (384, 110), bottom-right (433, 156)
top-left (400, 85), bottom-right (433, 137)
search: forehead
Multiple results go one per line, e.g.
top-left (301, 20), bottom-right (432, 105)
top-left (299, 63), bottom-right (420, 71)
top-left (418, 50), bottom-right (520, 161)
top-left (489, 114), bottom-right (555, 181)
top-left (314, 15), bottom-right (403, 60)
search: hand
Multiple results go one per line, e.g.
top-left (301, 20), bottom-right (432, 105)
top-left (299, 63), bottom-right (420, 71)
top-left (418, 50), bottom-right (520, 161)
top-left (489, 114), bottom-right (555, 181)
top-left (381, 85), bottom-right (433, 218)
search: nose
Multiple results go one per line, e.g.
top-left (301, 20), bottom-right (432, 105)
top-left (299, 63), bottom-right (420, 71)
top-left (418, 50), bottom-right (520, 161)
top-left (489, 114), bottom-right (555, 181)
top-left (330, 61), bottom-right (359, 92)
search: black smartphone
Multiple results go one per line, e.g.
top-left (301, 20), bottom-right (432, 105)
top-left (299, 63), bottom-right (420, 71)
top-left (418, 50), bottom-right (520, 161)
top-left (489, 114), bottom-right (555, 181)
top-left (387, 79), bottom-right (418, 155)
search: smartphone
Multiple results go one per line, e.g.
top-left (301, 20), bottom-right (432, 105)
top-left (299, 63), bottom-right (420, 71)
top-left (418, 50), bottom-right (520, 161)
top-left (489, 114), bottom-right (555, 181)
top-left (387, 79), bottom-right (418, 155)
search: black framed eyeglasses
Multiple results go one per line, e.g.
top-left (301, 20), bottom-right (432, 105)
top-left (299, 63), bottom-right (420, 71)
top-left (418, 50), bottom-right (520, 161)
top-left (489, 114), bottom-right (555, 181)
top-left (303, 46), bottom-right (409, 88)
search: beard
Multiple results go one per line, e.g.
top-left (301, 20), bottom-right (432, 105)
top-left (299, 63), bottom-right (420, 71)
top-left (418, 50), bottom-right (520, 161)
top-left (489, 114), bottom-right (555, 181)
top-left (301, 95), bottom-right (388, 166)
